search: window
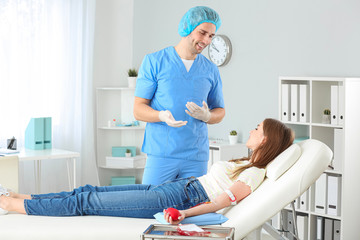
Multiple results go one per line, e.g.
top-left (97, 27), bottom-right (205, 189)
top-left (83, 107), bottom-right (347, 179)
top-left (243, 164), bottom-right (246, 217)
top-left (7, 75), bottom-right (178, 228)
top-left (0, 0), bottom-right (98, 191)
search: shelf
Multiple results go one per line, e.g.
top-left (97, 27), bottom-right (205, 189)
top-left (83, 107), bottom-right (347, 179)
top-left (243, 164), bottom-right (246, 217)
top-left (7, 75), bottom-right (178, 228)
top-left (309, 212), bottom-right (342, 221)
top-left (279, 76), bottom-right (346, 82)
top-left (277, 76), bottom-right (360, 239)
top-left (99, 165), bottom-right (145, 170)
top-left (311, 123), bottom-right (343, 128)
top-left (324, 169), bottom-right (342, 175)
top-left (282, 121), bottom-right (343, 129)
top-left (103, 155), bottom-right (146, 169)
top-left (282, 121), bottom-right (310, 126)
top-left (98, 126), bottom-right (145, 130)
top-left (283, 207), bottom-right (342, 221)
top-left (96, 85), bottom-right (146, 185)
top-left (97, 87), bottom-right (135, 91)
top-left (283, 207), bottom-right (309, 215)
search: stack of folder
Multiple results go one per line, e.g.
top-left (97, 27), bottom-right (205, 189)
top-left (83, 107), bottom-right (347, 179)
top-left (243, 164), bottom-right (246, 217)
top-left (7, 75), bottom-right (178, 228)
top-left (315, 173), bottom-right (342, 216)
top-left (281, 83), bottom-right (309, 123)
top-left (317, 217), bottom-right (341, 240)
top-left (281, 210), bottom-right (308, 240)
top-left (330, 85), bottom-right (344, 125)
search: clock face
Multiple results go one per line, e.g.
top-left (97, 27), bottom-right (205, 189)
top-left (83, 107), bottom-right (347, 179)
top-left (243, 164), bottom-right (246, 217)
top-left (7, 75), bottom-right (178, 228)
top-left (208, 35), bottom-right (232, 67)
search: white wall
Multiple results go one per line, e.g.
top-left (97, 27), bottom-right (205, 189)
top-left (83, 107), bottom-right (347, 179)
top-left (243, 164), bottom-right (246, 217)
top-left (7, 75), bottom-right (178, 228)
top-left (93, 0), bottom-right (135, 183)
top-left (93, 0), bottom-right (360, 143)
top-left (132, 0), bottom-right (360, 142)
top-left (93, 0), bottom-right (134, 88)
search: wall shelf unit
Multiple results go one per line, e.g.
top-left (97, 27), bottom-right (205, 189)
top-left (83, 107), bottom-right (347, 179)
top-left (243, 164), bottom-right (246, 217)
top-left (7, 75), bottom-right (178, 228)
top-left (274, 76), bottom-right (360, 239)
top-left (96, 87), bottom-right (146, 186)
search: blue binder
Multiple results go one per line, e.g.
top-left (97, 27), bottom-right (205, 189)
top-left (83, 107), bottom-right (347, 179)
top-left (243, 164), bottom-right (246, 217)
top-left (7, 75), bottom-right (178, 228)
top-left (44, 117), bottom-right (52, 149)
top-left (25, 117), bottom-right (52, 150)
top-left (112, 146), bottom-right (136, 157)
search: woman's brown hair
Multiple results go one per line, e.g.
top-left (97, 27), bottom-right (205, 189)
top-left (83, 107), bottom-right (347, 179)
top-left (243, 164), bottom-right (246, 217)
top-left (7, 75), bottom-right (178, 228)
top-left (230, 118), bottom-right (295, 179)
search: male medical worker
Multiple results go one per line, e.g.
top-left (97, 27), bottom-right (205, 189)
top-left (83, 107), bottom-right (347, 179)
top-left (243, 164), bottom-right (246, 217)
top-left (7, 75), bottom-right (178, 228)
top-left (134, 6), bottom-right (225, 185)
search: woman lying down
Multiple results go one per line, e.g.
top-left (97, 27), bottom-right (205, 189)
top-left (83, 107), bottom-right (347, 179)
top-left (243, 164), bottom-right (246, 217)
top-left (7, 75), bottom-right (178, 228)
top-left (0, 118), bottom-right (294, 224)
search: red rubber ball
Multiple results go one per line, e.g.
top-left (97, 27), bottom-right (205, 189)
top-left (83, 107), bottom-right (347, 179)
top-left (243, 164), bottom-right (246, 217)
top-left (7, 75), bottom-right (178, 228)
top-left (165, 207), bottom-right (180, 220)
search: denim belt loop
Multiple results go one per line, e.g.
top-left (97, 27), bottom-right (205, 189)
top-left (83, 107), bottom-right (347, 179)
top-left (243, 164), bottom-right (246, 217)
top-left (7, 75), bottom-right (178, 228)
top-left (183, 176), bottom-right (207, 203)
top-left (183, 177), bottom-right (195, 200)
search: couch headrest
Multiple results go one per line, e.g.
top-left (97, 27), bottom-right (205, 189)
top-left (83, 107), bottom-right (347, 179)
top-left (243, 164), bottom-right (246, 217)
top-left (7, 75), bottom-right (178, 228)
top-left (266, 144), bottom-right (302, 180)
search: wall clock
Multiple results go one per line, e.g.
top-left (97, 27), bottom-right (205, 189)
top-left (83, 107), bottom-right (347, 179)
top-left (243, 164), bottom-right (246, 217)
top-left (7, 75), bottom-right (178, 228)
top-left (208, 34), bottom-right (232, 67)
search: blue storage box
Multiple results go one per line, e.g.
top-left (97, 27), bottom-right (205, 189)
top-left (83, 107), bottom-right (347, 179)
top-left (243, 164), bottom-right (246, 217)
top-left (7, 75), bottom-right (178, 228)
top-left (25, 117), bottom-right (52, 150)
top-left (112, 146), bottom-right (136, 157)
top-left (111, 176), bottom-right (136, 186)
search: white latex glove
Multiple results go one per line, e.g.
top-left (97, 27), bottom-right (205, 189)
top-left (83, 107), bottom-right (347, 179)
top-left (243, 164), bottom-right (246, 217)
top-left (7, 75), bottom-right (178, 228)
top-left (159, 110), bottom-right (187, 127)
top-left (185, 101), bottom-right (211, 122)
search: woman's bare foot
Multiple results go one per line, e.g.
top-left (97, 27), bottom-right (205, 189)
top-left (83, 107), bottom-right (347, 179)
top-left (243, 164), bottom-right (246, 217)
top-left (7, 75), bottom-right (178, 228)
top-left (0, 195), bottom-right (26, 214)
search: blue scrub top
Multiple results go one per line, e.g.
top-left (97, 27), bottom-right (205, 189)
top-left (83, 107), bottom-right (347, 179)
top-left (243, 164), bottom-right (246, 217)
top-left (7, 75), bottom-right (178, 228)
top-left (135, 46), bottom-right (224, 161)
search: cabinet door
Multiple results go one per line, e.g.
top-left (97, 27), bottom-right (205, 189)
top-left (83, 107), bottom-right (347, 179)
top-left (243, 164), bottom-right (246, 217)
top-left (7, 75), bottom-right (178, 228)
top-left (0, 155), bottom-right (19, 193)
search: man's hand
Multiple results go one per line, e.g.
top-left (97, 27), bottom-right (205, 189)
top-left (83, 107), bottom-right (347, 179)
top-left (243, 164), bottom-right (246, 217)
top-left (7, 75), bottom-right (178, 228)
top-left (159, 110), bottom-right (187, 127)
top-left (185, 101), bottom-right (211, 122)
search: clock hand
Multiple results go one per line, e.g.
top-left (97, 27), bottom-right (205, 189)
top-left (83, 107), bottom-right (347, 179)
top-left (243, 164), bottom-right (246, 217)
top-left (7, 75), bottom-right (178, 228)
top-left (211, 43), bottom-right (219, 52)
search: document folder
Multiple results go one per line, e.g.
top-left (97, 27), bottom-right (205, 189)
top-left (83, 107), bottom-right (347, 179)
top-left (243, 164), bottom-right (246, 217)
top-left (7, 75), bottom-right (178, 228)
top-left (44, 117), bottom-right (52, 149)
top-left (332, 129), bottom-right (343, 172)
top-left (324, 218), bottom-right (334, 240)
top-left (299, 84), bottom-right (309, 122)
top-left (290, 84), bottom-right (299, 122)
top-left (281, 84), bottom-right (290, 121)
top-left (25, 117), bottom-right (52, 150)
top-left (327, 175), bottom-right (341, 216)
top-left (315, 173), bottom-right (327, 214)
top-left (297, 215), bottom-right (308, 240)
top-left (316, 217), bottom-right (324, 240)
top-left (271, 213), bottom-right (280, 230)
top-left (299, 190), bottom-right (309, 211)
top-left (281, 210), bottom-right (288, 233)
top-left (338, 85), bottom-right (344, 125)
top-left (288, 198), bottom-right (299, 209)
top-left (331, 85), bottom-right (339, 125)
top-left (333, 220), bottom-right (341, 240)
top-left (25, 118), bottom-right (45, 150)
top-left (286, 211), bottom-right (294, 240)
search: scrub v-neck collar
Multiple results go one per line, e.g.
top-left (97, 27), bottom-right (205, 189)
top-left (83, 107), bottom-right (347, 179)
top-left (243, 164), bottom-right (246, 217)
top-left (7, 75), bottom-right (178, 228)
top-left (171, 46), bottom-right (199, 77)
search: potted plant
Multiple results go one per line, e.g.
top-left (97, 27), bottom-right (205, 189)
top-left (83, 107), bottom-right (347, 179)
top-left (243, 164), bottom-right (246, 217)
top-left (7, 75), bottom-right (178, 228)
top-left (228, 130), bottom-right (238, 145)
top-left (125, 149), bottom-right (132, 157)
top-left (322, 109), bottom-right (331, 124)
top-left (127, 68), bottom-right (138, 88)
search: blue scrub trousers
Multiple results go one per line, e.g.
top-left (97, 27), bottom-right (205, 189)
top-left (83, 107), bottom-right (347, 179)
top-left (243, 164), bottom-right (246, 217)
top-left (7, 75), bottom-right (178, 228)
top-left (24, 178), bottom-right (209, 218)
top-left (141, 155), bottom-right (208, 185)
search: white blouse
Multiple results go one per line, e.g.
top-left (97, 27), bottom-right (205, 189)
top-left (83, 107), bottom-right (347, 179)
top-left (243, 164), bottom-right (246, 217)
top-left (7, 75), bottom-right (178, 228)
top-left (198, 160), bottom-right (266, 202)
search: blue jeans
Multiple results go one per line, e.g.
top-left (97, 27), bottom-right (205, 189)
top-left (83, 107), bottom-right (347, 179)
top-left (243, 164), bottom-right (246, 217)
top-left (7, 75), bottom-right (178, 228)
top-left (24, 177), bottom-right (209, 218)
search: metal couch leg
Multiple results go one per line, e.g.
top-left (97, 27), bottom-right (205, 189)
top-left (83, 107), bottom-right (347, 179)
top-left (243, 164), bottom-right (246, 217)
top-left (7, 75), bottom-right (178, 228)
top-left (261, 201), bottom-right (300, 240)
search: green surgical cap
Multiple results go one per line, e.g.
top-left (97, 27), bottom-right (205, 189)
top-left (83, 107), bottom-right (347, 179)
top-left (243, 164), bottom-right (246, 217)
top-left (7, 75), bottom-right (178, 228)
top-left (178, 6), bottom-right (221, 37)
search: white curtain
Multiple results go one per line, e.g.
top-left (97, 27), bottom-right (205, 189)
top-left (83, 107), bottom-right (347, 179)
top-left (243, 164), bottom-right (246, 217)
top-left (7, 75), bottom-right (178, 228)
top-left (0, 0), bottom-right (99, 193)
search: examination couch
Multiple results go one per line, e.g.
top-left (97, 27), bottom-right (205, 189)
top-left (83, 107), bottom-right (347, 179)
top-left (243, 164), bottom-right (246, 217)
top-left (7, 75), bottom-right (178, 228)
top-left (0, 139), bottom-right (332, 240)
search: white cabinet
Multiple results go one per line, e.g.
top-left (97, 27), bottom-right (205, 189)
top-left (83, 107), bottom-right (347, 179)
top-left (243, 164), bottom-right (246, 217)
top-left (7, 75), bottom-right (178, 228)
top-left (276, 77), bottom-right (360, 239)
top-left (0, 155), bottom-right (18, 193)
top-left (208, 141), bottom-right (248, 173)
top-left (209, 141), bottom-right (248, 162)
top-left (96, 87), bottom-right (146, 186)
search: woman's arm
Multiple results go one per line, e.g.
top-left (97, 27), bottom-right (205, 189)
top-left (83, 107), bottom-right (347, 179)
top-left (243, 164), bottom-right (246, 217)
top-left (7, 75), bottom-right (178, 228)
top-left (164, 180), bottom-right (251, 224)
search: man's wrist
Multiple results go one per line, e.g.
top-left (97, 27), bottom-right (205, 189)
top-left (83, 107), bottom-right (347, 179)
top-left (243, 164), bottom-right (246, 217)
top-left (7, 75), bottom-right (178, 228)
top-left (204, 112), bottom-right (211, 122)
top-left (158, 110), bottom-right (167, 122)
